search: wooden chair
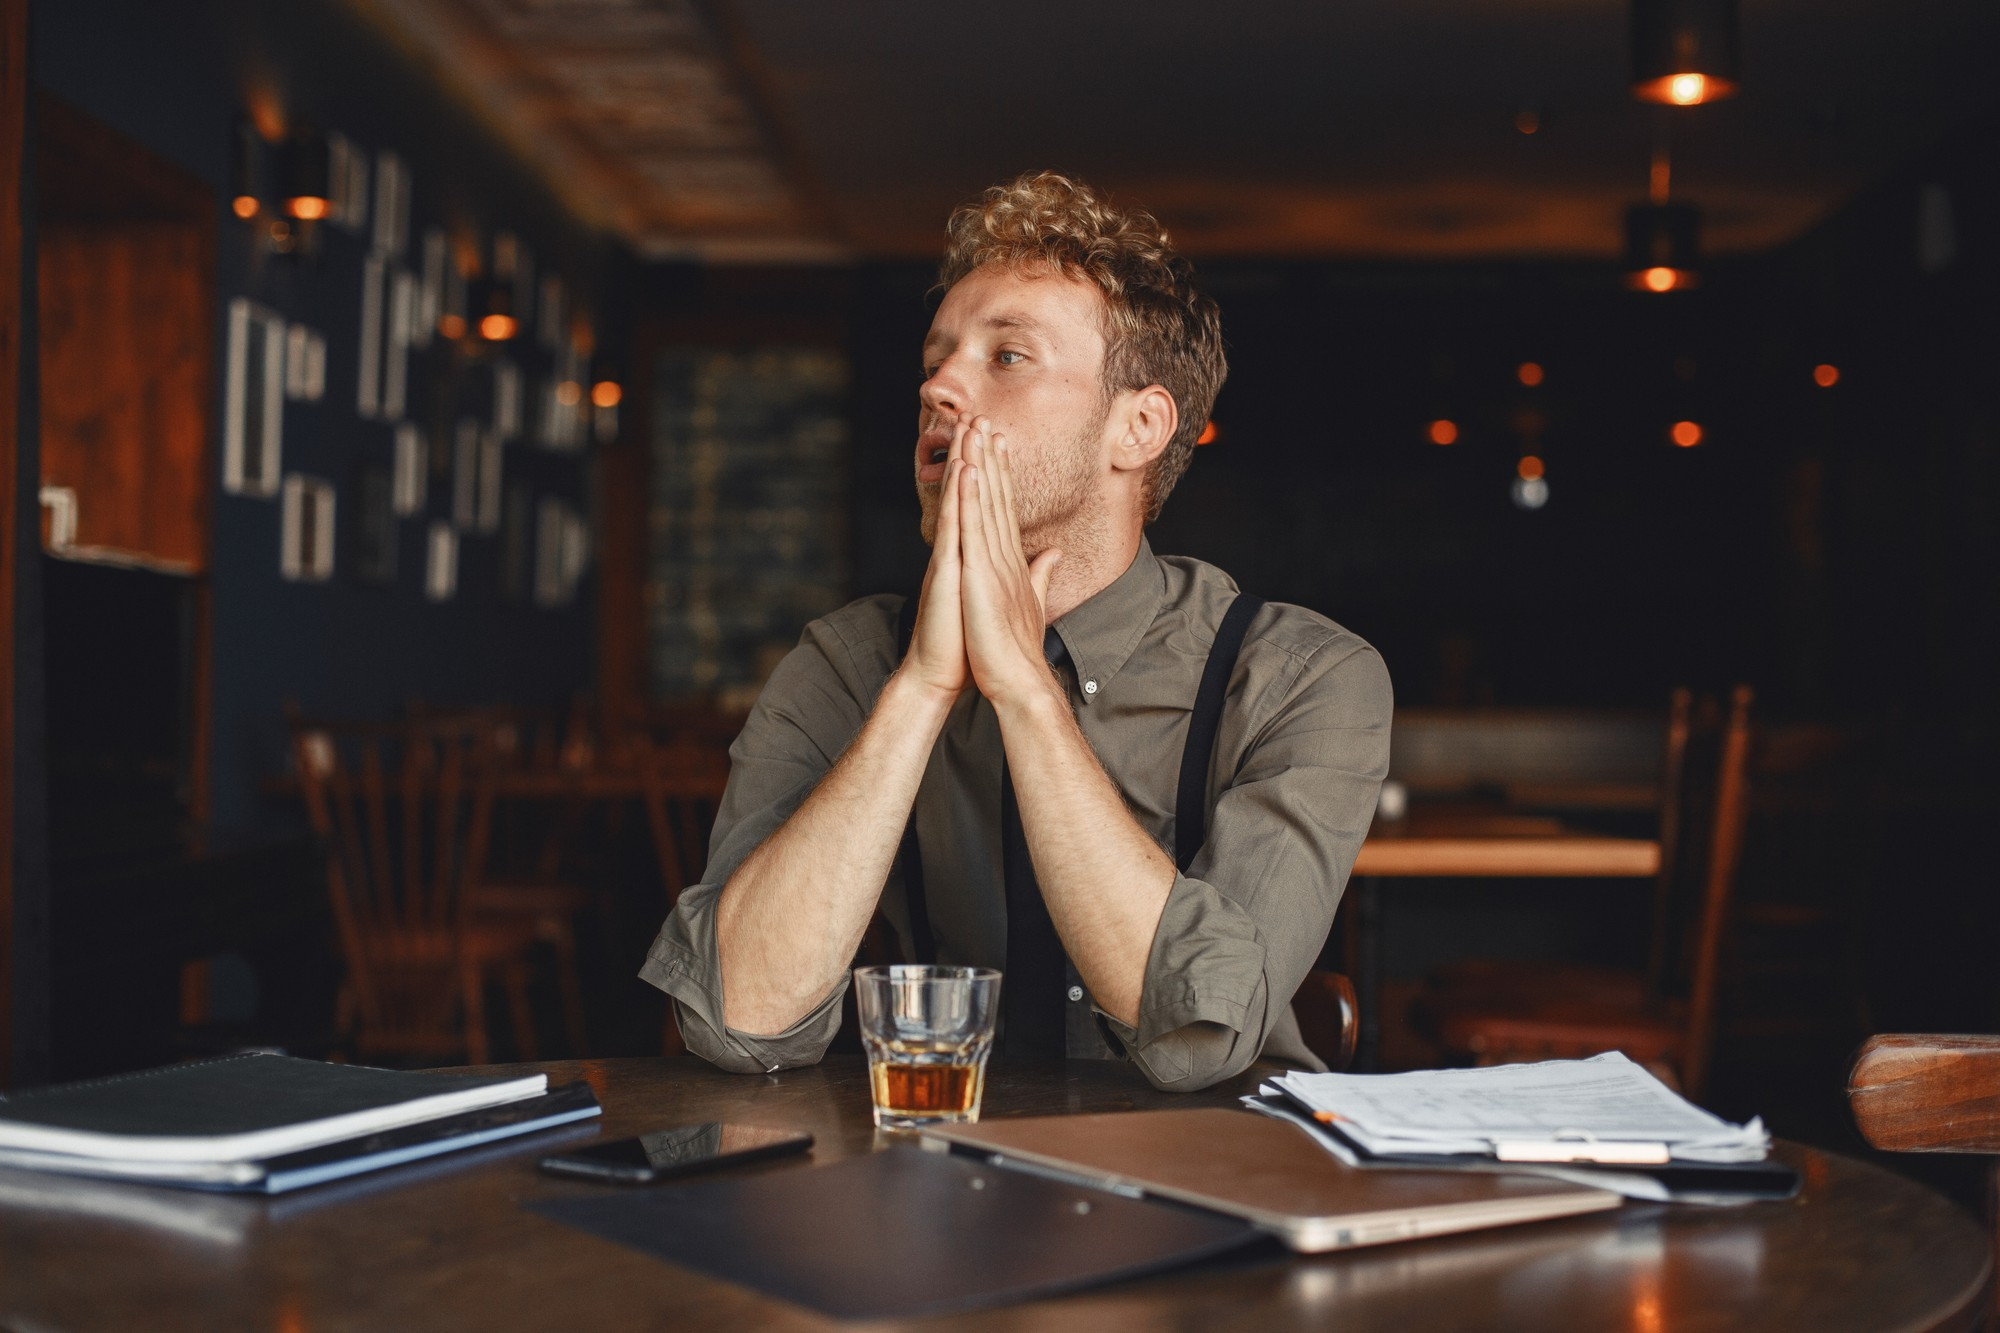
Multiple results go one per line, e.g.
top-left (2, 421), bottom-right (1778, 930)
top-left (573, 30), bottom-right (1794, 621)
top-left (1849, 1034), bottom-right (2000, 1319)
top-left (1293, 970), bottom-right (1361, 1071)
top-left (291, 716), bottom-right (583, 1064)
top-left (1414, 685), bottom-right (1754, 1100)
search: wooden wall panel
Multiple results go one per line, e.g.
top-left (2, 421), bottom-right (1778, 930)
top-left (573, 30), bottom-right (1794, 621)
top-left (37, 223), bottom-right (210, 571)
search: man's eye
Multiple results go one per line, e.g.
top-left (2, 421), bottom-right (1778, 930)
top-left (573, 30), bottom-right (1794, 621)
top-left (921, 364), bottom-right (938, 380)
top-left (996, 350), bottom-right (1026, 366)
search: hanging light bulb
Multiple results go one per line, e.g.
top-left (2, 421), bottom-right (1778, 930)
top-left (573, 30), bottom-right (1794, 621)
top-left (278, 125), bottom-right (332, 222)
top-left (1631, 0), bottom-right (1740, 105)
top-left (1624, 202), bottom-right (1701, 292)
top-left (1511, 455), bottom-right (1550, 510)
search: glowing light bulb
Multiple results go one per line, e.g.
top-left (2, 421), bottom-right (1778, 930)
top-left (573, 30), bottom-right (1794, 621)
top-left (232, 195), bottom-right (260, 220)
top-left (1517, 362), bottom-right (1544, 387)
top-left (286, 195), bottom-right (330, 221)
top-left (1671, 421), bottom-right (1703, 448)
top-left (1644, 267), bottom-right (1677, 293)
top-left (590, 381), bottom-right (623, 409)
top-left (1427, 419), bottom-right (1458, 446)
top-left (1813, 364), bottom-right (1840, 388)
top-left (1668, 73), bottom-right (1708, 105)
top-left (1195, 420), bottom-right (1219, 445)
top-left (479, 313), bottom-right (518, 341)
top-left (1517, 455), bottom-right (1545, 481)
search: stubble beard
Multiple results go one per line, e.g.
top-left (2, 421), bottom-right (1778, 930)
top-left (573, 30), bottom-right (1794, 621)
top-left (916, 398), bottom-right (1110, 554)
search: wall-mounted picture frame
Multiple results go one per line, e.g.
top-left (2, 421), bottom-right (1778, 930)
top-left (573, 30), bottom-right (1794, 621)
top-left (352, 462), bottom-right (397, 584)
top-left (383, 269), bottom-right (414, 420)
top-left (392, 421), bottom-right (427, 516)
top-left (477, 428), bottom-right (504, 533)
top-left (356, 253), bottom-right (385, 418)
top-left (417, 227), bottom-right (446, 349)
top-left (494, 358), bottom-right (522, 441)
top-left (224, 297), bottom-right (285, 497)
top-left (425, 520), bottom-right (457, 601)
top-left (534, 497), bottom-right (589, 607)
top-left (280, 473), bottom-right (336, 582)
top-left (328, 131), bottom-right (369, 231)
top-left (452, 417), bottom-right (479, 530)
top-left (284, 324), bottom-right (326, 402)
top-left (373, 149), bottom-right (409, 256)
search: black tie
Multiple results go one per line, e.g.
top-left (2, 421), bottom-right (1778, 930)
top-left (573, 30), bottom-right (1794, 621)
top-left (1000, 627), bottom-right (1072, 1058)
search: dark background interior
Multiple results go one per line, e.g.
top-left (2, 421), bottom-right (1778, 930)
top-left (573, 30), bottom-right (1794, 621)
top-left (9, 0), bottom-right (1999, 1213)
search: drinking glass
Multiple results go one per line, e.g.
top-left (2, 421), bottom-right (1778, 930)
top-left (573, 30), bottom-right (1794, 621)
top-left (852, 965), bottom-right (1002, 1130)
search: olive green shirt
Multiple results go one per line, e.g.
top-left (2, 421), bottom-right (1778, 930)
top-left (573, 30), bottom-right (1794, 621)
top-left (640, 539), bottom-right (1393, 1091)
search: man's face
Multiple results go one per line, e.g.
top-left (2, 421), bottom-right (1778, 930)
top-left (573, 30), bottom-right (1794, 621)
top-left (915, 264), bottom-right (1113, 548)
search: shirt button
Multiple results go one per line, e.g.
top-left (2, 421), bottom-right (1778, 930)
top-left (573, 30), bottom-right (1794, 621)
top-left (1067, 985), bottom-right (1085, 1002)
top-left (1083, 679), bottom-right (1099, 695)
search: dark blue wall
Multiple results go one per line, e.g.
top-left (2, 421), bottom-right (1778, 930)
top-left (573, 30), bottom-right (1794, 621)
top-left (33, 0), bottom-right (634, 835)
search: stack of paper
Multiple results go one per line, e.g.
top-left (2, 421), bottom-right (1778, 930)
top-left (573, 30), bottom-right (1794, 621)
top-left (1259, 1053), bottom-right (1768, 1165)
top-left (0, 1053), bottom-right (599, 1193)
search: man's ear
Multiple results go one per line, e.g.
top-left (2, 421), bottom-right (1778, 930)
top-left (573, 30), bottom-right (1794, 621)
top-left (1109, 385), bottom-right (1178, 476)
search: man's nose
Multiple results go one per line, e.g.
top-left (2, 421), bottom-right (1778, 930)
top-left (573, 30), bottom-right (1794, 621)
top-left (919, 356), bottom-right (967, 418)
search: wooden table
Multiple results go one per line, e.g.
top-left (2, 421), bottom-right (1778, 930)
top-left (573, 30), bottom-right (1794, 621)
top-left (2, 1057), bottom-right (1988, 1331)
top-left (1346, 810), bottom-right (1663, 1067)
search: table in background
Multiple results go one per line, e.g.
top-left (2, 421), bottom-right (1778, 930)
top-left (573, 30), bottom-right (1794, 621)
top-left (2, 1057), bottom-right (1987, 1331)
top-left (1346, 809), bottom-right (1662, 1069)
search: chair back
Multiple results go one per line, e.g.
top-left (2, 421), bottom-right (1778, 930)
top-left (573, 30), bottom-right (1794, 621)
top-left (1665, 684), bottom-right (1755, 1099)
top-left (289, 716), bottom-right (502, 1037)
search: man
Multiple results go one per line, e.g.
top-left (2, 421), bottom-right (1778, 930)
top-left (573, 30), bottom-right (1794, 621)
top-left (641, 172), bottom-right (1391, 1091)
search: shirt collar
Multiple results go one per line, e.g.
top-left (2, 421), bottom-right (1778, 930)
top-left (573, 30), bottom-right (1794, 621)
top-left (1049, 537), bottom-right (1166, 705)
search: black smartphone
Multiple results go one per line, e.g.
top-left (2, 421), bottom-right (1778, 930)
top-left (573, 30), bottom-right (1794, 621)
top-left (538, 1123), bottom-right (812, 1184)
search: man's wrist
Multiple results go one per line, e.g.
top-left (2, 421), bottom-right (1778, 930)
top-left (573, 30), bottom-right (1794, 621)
top-left (881, 660), bottom-right (962, 727)
top-left (988, 664), bottom-right (1072, 732)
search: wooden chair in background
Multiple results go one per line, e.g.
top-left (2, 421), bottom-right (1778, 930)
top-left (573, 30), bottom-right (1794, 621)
top-left (1293, 970), bottom-right (1361, 1071)
top-left (290, 716), bottom-right (584, 1064)
top-left (1849, 1034), bottom-right (2000, 1320)
top-left (1414, 685), bottom-right (1754, 1100)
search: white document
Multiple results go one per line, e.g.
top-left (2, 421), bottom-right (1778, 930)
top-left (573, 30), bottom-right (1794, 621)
top-left (1273, 1053), bottom-right (1769, 1164)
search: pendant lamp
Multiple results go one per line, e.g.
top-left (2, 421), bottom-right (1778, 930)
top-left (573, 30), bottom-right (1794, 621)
top-left (1624, 202), bottom-right (1700, 292)
top-left (1631, 0), bottom-right (1740, 105)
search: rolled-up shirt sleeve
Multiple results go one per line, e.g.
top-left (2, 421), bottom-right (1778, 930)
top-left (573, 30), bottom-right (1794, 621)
top-left (1104, 635), bottom-right (1392, 1091)
top-left (638, 597), bottom-right (899, 1073)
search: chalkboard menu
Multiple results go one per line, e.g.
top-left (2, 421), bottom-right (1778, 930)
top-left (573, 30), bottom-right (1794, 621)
top-left (648, 348), bottom-right (851, 702)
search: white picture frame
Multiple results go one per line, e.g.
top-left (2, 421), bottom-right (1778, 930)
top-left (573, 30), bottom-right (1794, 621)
top-left (534, 497), bottom-right (590, 607)
top-left (425, 521), bottom-right (458, 601)
top-left (356, 254), bottom-right (385, 418)
top-left (373, 150), bottom-right (409, 256)
top-left (417, 227), bottom-right (446, 348)
top-left (477, 429), bottom-right (504, 534)
top-left (280, 474), bottom-right (336, 582)
top-left (494, 358), bottom-right (522, 441)
top-left (383, 269), bottom-right (414, 420)
top-left (224, 298), bottom-right (285, 497)
top-left (453, 417), bottom-right (480, 530)
top-left (392, 422), bottom-right (428, 516)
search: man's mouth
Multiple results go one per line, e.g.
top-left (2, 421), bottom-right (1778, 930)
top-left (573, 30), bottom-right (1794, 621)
top-left (915, 431), bottom-right (953, 483)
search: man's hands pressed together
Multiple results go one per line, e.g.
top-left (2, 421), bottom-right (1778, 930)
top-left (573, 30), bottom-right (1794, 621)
top-left (716, 407), bottom-right (1176, 1038)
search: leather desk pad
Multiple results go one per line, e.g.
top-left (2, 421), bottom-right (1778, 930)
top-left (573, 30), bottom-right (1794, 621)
top-left (527, 1143), bottom-right (1265, 1319)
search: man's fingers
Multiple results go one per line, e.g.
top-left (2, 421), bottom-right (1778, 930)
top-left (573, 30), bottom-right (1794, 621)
top-left (992, 431), bottom-right (1022, 552)
top-left (1028, 548), bottom-right (1062, 610)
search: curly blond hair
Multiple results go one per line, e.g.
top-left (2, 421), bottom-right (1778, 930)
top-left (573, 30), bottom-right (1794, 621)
top-left (938, 172), bottom-right (1225, 522)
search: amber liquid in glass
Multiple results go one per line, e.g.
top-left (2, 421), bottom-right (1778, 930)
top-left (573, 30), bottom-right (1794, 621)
top-left (869, 1058), bottom-right (985, 1123)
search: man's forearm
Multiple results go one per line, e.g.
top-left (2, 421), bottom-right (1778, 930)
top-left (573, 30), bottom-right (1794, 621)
top-left (716, 667), bottom-right (956, 1034)
top-left (994, 679), bottom-right (1175, 1027)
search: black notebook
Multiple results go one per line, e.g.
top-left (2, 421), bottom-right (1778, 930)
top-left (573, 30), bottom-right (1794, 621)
top-left (0, 1054), bottom-right (546, 1163)
top-left (529, 1144), bottom-right (1265, 1320)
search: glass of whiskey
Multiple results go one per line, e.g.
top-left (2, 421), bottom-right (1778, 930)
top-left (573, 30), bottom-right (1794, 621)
top-left (852, 965), bottom-right (1002, 1130)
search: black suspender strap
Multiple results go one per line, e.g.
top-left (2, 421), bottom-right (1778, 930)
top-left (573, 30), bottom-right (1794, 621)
top-left (1175, 593), bottom-right (1265, 873)
top-left (892, 595), bottom-right (938, 965)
